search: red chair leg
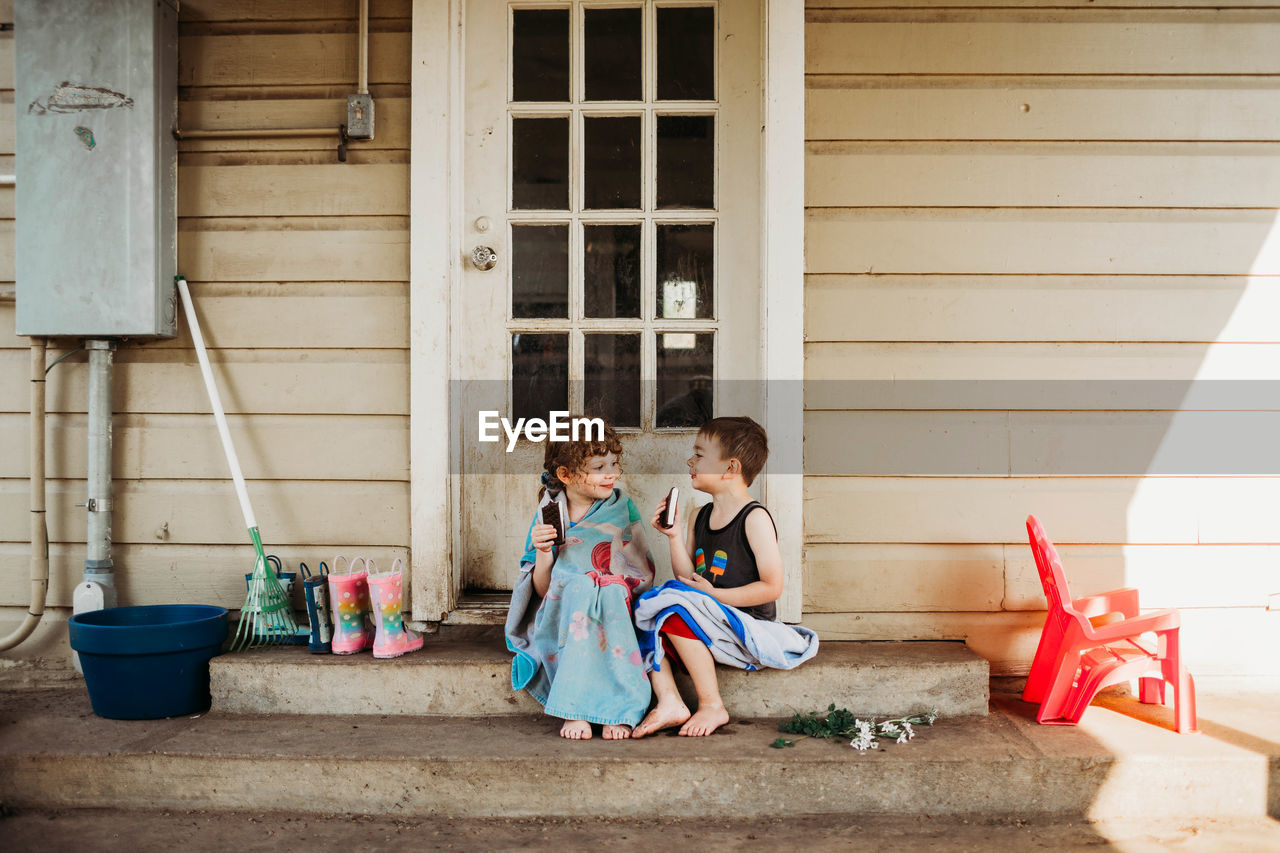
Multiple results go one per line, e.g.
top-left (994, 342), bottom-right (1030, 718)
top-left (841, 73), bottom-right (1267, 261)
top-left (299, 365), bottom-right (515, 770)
top-left (1037, 649), bottom-right (1084, 724)
top-left (1138, 675), bottom-right (1165, 705)
top-left (1173, 669), bottom-right (1198, 734)
top-left (1023, 617), bottom-right (1066, 704)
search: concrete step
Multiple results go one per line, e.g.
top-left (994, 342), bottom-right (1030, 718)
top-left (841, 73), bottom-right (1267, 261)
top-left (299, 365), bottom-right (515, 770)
top-left (1, 686), bottom-right (1276, 821)
top-left (208, 626), bottom-right (990, 718)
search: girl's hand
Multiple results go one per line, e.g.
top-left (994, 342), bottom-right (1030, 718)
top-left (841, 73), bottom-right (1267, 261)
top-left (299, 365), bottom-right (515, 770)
top-left (650, 499), bottom-right (681, 539)
top-left (531, 523), bottom-right (558, 553)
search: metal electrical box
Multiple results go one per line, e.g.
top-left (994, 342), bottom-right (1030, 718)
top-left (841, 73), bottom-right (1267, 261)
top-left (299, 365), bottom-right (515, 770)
top-left (15, 0), bottom-right (178, 339)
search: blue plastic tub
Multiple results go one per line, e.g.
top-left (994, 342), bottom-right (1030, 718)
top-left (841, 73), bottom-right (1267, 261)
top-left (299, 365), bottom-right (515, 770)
top-left (68, 604), bottom-right (228, 720)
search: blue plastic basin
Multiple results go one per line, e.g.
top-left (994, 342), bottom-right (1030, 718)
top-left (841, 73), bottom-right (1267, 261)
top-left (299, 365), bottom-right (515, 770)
top-left (68, 605), bottom-right (228, 720)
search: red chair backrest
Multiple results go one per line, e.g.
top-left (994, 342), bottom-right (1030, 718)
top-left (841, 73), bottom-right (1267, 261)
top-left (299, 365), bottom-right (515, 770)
top-left (1026, 515), bottom-right (1085, 633)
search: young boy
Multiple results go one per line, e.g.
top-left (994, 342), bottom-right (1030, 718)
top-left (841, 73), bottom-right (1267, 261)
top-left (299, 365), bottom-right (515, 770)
top-left (632, 416), bottom-right (816, 738)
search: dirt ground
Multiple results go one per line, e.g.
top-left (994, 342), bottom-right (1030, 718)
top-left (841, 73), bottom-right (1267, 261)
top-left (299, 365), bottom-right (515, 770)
top-left (3, 808), bottom-right (1278, 852)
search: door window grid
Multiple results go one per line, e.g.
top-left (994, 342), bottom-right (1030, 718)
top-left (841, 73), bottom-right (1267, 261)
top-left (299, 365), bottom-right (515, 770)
top-left (506, 0), bottom-right (719, 430)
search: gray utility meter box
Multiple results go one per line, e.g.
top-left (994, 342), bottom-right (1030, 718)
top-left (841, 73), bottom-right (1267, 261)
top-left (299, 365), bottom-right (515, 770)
top-left (15, 0), bottom-right (178, 339)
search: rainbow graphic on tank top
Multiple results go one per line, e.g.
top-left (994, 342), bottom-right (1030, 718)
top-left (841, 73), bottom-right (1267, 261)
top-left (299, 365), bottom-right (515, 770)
top-left (694, 549), bottom-right (707, 574)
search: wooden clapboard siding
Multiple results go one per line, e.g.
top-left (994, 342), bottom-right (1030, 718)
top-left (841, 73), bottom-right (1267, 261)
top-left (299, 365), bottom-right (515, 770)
top-left (0, 2), bottom-right (413, 630)
top-left (177, 99), bottom-right (411, 152)
top-left (0, 413), bottom-right (409, 480)
top-left (0, 349), bottom-right (408, 415)
top-left (806, 476), bottom-right (1261, 545)
top-left (805, 3), bottom-right (1280, 674)
top-left (179, 33), bottom-right (410, 88)
top-left (0, 480), bottom-right (407, 547)
top-left (0, 543), bottom-right (411, 610)
top-left (804, 542), bottom-right (1278, 612)
top-left (179, 165), bottom-right (409, 217)
top-left (805, 276), bottom-right (1280, 344)
top-left (805, 342), bottom-right (1280, 383)
top-left (4, 281), bottom-right (407, 351)
top-left (182, 0), bottom-right (412, 24)
top-left (807, 143), bottom-right (1280, 209)
top-left (807, 208), bottom-right (1280, 276)
top-left (807, 18), bottom-right (1280, 75)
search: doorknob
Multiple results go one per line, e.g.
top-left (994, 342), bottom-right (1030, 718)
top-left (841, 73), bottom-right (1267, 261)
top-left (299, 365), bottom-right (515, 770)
top-left (470, 246), bottom-right (498, 271)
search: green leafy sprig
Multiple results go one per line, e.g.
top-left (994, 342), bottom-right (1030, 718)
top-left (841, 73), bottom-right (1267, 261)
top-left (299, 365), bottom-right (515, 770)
top-left (770, 704), bottom-right (940, 751)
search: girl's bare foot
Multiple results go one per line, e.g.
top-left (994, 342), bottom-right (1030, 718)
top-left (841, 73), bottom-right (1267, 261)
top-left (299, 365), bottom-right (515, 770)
top-left (560, 719), bottom-right (592, 740)
top-left (602, 723), bottom-right (632, 740)
top-left (631, 698), bottom-right (692, 738)
top-left (679, 703), bottom-right (729, 737)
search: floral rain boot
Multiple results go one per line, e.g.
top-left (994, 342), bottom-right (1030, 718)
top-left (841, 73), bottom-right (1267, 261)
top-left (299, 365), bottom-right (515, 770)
top-left (367, 559), bottom-right (423, 659)
top-left (327, 555), bottom-right (373, 654)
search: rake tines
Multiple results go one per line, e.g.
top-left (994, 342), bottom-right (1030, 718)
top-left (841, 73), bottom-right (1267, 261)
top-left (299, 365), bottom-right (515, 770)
top-left (229, 555), bottom-right (302, 652)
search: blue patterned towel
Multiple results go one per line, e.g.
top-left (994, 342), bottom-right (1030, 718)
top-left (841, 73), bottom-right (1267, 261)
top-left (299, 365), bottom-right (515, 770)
top-left (635, 580), bottom-right (820, 673)
top-left (504, 487), bottom-right (656, 726)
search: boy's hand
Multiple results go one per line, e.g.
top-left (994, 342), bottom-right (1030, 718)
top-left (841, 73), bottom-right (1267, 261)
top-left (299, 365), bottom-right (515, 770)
top-left (683, 572), bottom-right (716, 596)
top-left (650, 498), bottom-right (681, 539)
top-left (531, 523), bottom-right (558, 553)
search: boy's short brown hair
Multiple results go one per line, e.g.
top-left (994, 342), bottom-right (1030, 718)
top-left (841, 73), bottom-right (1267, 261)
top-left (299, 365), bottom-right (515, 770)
top-left (699, 416), bottom-right (768, 486)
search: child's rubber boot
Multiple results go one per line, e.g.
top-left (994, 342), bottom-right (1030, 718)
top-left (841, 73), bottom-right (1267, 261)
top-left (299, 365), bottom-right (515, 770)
top-left (367, 559), bottom-right (423, 659)
top-left (327, 556), bottom-right (373, 654)
top-left (301, 561), bottom-right (332, 654)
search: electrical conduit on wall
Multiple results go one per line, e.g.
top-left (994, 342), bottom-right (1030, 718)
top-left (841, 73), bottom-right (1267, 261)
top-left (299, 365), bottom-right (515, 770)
top-left (0, 339), bottom-right (49, 651)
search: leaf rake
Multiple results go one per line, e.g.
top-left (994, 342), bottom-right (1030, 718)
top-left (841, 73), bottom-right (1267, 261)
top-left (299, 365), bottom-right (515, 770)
top-left (176, 276), bottom-right (303, 651)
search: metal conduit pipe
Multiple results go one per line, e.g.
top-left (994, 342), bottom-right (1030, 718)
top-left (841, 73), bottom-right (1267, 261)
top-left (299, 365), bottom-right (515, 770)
top-left (0, 338), bottom-right (49, 652)
top-left (173, 127), bottom-right (341, 140)
top-left (358, 0), bottom-right (369, 95)
top-left (82, 340), bottom-right (116, 608)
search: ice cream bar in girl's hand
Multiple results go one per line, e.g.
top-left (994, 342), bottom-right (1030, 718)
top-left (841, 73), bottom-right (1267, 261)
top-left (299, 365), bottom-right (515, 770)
top-left (541, 500), bottom-right (566, 547)
top-left (660, 486), bottom-right (679, 529)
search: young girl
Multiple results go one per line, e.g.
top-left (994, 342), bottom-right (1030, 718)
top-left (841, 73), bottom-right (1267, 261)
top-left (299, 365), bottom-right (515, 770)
top-left (503, 421), bottom-right (656, 740)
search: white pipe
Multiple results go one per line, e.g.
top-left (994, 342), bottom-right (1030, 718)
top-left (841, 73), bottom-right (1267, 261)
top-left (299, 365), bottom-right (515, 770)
top-left (358, 0), bottom-right (369, 94)
top-left (0, 339), bottom-right (49, 652)
top-left (176, 277), bottom-right (258, 530)
top-left (84, 341), bottom-right (115, 589)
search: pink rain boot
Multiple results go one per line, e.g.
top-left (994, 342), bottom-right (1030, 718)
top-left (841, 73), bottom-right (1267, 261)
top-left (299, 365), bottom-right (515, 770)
top-left (327, 556), bottom-right (373, 654)
top-left (367, 559), bottom-right (423, 659)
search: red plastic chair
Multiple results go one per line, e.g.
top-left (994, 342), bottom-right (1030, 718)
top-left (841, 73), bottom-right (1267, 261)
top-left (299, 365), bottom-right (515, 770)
top-left (1022, 515), bottom-right (1197, 733)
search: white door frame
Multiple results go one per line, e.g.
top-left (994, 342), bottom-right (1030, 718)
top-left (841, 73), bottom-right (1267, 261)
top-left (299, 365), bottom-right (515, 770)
top-left (409, 0), bottom-right (804, 622)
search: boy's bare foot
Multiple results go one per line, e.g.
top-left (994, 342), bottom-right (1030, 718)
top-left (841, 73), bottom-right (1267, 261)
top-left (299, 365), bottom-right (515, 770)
top-left (560, 719), bottom-right (592, 740)
top-left (679, 703), bottom-right (730, 737)
top-left (602, 724), bottom-right (632, 740)
top-left (631, 698), bottom-right (692, 738)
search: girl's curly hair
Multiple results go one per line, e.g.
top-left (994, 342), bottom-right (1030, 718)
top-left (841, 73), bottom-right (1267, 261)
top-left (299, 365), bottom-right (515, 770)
top-left (539, 418), bottom-right (623, 498)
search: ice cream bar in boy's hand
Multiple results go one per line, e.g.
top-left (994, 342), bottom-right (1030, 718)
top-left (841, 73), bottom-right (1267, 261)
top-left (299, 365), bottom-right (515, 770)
top-left (541, 501), bottom-right (566, 547)
top-left (660, 486), bottom-right (679, 529)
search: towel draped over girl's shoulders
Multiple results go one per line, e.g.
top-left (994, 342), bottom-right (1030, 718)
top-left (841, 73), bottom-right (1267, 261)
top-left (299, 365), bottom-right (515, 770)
top-left (504, 487), bottom-right (656, 726)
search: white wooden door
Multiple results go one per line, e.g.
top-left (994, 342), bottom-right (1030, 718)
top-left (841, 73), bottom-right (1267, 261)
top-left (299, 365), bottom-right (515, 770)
top-left (458, 0), bottom-right (762, 593)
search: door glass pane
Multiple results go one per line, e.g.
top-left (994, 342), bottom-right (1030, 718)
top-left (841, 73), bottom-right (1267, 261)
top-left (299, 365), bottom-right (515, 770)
top-left (584, 224), bottom-right (641, 318)
top-left (513, 9), bottom-right (570, 102)
top-left (584, 116), bottom-right (641, 209)
top-left (656, 224), bottom-right (713, 320)
top-left (657, 7), bottom-right (714, 101)
top-left (513, 117), bottom-right (569, 210)
top-left (657, 115), bottom-right (713, 209)
top-left (584, 8), bottom-right (642, 102)
top-left (512, 225), bottom-right (569, 318)
top-left (512, 333), bottom-right (569, 422)
top-left (585, 333), bottom-right (641, 428)
top-left (656, 333), bottom-right (713, 428)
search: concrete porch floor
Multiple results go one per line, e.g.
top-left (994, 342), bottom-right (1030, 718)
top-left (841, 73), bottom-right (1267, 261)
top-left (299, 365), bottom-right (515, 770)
top-left (0, 681), bottom-right (1276, 825)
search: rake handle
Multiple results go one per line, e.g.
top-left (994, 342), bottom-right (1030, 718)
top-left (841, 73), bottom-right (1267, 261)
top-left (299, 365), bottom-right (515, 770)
top-left (176, 276), bottom-right (258, 531)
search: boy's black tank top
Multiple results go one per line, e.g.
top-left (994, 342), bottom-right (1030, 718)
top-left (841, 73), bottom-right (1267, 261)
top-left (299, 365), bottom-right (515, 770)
top-left (692, 501), bottom-right (777, 621)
